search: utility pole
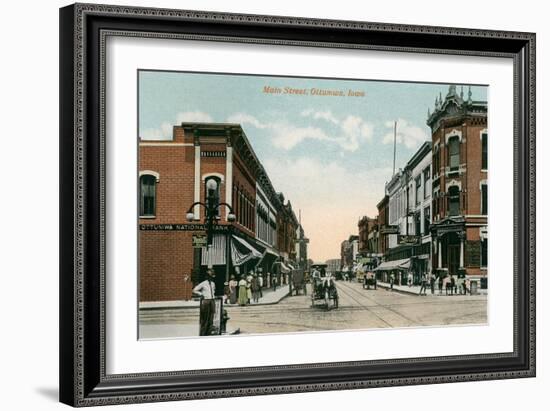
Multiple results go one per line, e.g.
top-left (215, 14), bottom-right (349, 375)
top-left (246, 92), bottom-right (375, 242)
top-left (392, 120), bottom-right (397, 176)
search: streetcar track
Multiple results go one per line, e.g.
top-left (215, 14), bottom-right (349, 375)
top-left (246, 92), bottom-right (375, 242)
top-left (139, 297), bottom-right (486, 320)
top-left (336, 282), bottom-right (423, 326)
top-left (334, 283), bottom-right (398, 327)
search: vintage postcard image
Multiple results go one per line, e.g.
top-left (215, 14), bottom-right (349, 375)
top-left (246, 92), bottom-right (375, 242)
top-left (138, 71), bottom-right (488, 339)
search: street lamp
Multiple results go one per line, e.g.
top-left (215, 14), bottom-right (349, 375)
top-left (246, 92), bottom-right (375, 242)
top-left (185, 179), bottom-right (236, 245)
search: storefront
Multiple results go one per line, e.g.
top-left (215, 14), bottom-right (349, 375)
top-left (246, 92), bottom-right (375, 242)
top-left (374, 258), bottom-right (411, 285)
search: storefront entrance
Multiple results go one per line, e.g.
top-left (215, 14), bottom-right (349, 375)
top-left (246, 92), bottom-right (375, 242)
top-left (442, 232), bottom-right (460, 276)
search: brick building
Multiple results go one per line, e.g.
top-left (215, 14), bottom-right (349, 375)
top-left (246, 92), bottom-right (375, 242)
top-left (358, 216), bottom-right (377, 254)
top-left (377, 195), bottom-right (390, 257)
top-left (340, 235), bottom-right (359, 272)
top-left (276, 194), bottom-right (300, 279)
top-left (139, 122), bottom-right (301, 301)
top-left (427, 85), bottom-right (488, 289)
top-left (357, 216), bottom-right (380, 269)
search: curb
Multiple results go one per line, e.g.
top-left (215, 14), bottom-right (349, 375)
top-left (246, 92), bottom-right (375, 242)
top-left (376, 283), bottom-right (425, 296)
top-left (139, 290), bottom-right (290, 310)
top-left (377, 283), bottom-right (487, 297)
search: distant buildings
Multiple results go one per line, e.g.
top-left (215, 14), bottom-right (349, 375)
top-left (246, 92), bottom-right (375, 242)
top-left (295, 222), bottom-right (310, 271)
top-left (325, 259), bottom-right (341, 275)
top-left (340, 235), bottom-right (359, 272)
top-left (357, 216), bottom-right (381, 270)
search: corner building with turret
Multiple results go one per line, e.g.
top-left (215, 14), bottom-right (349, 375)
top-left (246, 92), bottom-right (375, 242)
top-left (428, 86), bottom-right (488, 290)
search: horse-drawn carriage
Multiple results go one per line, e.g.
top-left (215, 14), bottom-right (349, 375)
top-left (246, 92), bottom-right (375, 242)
top-left (362, 271), bottom-right (377, 290)
top-left (291, 269), bottom-right (307, 296)
top-left (310, 264), bottom-right (339, 310)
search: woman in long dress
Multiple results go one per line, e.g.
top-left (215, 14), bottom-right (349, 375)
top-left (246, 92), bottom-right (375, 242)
top-left (246, 272), bottom-right (253, 304)
top-left (229, 275), bottom-right (238, 304)
top-left (238, 276), bottom-right (248, 306)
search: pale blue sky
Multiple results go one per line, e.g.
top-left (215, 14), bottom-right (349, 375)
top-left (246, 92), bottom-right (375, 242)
top-left (139, 70), bottom-right (487, 261)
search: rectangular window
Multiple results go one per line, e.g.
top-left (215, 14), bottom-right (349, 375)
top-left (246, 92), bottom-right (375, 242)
top-left (414, 213), bottom-right (421, 236)
top-left (433, 149), bottom-right (439, 176)
top-left (424, 206), bottom-right (430, 235)
top-left (481, 238), bottom-right (488, 267)
top-left (448, 137), bottom-right (460, 169)
top-left (481, 184), bottom-right (488, 215)
top-left (415, 176), bottom-right (421, 205)
top-left (448, 186), bottom-right (460, 216)
top-left (482, 132), bottom-right (488, 170)
top-left (423, 167), bottom-right (430, 199)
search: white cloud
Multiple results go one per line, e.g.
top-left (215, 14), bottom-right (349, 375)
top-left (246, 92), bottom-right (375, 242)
top-left (140, 122), bottom-right (173, 140)
top-left (301, 109), bottom-right (339, 125)
top-left (140, 111), bottom-right (213, 140)
top-left (228, 110), bottom-right (375, 152)
top-left (382, 118), bottom-right (429, 149)
top-left (175, 111), bottom-right (214, 123)
top-left (226, 113), bottom-right (269, 129)
top-left (271, 125), bottom-right (330, 150)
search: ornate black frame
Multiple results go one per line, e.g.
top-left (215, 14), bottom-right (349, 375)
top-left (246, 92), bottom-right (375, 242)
top-left (59, 3), bottom-right (536, 407)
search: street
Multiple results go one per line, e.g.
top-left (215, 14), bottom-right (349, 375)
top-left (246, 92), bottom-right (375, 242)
top-left (139, 280), bottom-right (487, 338)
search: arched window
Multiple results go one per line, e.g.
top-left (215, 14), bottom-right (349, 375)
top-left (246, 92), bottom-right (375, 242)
top-left (204, 176), bottom-right (221, 218)
top-left (140, 174), bottom-right (157, 217)
top-left (447, 186), bottom-right (460, 216)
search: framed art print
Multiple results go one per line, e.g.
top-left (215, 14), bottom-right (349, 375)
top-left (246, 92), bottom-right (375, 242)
top-left (59, 3), bottom-right (535, 406)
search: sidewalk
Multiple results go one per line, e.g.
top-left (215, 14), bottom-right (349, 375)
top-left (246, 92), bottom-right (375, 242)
top-left (377, 281), bottom-right (488, 296)
top-left (139, 284), bottom-right (291, 310)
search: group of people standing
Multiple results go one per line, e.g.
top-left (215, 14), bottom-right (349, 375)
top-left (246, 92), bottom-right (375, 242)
top-left (387, 271), bottom-right (473, 296)
top-left (225, 271), bottom-right (272, 306)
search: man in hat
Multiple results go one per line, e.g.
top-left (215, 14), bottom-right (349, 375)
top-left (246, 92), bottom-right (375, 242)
top-left (193, 269), bottom-right (216, 336)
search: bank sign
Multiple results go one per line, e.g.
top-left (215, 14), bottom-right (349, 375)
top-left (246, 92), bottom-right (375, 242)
top-left (139, 224), bottom-right (231, 232)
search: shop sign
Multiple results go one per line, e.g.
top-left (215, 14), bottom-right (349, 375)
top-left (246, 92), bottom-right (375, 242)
top-left (399, 235), bottom-right (419, 245)
top-left (192, 234), bottom-right (208, 248)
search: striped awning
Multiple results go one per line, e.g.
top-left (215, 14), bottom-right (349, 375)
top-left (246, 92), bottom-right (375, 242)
top-left (231, 235), bottom-right (262, 266)
top-left (373, 258), bottom-right (411, 271)
top-left (201, 234), bottom-right (226, 266)
top-left (279, 262), bottom-right (291, 273)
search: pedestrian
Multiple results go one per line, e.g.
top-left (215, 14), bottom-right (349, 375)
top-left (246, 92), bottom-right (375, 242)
top-left (246, 271), bottom-right (253, 304)
top-left (258, 274), bottom-right (264, 298)
top-left (430, 273), bottom-right (436, 294)
top-left (238, 275), bottom-right (248, 306)
top-left (407, 272), bottom-right (413, 287)
top-left (272, 274), bottom-right (278, 291)
top-left (251, 274), bottom-right (261, 303)
top-left (192, 269), bottom-right (216, 336)
top-left (228, 274), bottom-right (238, 305)
top-left (390, 273), bottom-right (395, 291)
top-left (223, 281), bottom-right (230, 304)
top-left (438, 276), bottom-right (443, 294)
top-left (465, 278), bottom-right (471, 295)
top-left (419, 273), bottom-right (427, 295)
